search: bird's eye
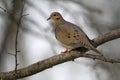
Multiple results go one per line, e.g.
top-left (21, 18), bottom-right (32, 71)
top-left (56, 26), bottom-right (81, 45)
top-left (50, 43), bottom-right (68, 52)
top-left (54, 14), bottom-right (56, 16)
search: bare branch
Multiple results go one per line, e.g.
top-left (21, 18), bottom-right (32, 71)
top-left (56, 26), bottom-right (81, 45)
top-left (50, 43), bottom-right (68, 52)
top-left (93, 28), bottom-right (120, 47)
top-left (0, 29), bottom-right (120, 80)
top-left (14, 0), bottom-right (25, 72)
top-left (0, 6), bottom-right (6, 11)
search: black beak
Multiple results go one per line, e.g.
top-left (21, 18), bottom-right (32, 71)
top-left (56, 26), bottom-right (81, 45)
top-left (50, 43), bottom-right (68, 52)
top-left (47, 17), bottom-right (51, 21)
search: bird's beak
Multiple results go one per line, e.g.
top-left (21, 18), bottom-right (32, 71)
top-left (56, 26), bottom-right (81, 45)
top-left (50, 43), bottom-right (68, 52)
top-left (47, 17), bottom-right (51, 21)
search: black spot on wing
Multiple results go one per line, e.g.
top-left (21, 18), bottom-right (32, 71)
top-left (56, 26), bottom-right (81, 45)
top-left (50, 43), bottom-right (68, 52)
top-left (67, 33), bottom-right (71, 38)
top-left (73, 35), bottom-right (76, 38)
top-left (68, 35), bottom-right (70, 38)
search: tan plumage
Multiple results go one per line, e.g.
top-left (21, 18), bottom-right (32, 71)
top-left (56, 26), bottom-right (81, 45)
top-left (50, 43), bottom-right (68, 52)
top-left (47, 12), bottom-right (103, 56)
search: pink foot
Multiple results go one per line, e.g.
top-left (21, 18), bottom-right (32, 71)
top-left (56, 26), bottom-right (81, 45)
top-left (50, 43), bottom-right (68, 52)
top-left (62, 49), bottom-right (70, 54)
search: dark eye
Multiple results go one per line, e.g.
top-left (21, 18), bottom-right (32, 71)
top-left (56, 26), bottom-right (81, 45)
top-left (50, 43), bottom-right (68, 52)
top-left (54, 14), bottom-right (56, 16)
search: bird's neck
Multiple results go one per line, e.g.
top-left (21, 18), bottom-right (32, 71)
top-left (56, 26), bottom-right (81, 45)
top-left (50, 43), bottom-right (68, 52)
top-left (54, 19), bottom-right (66, 27)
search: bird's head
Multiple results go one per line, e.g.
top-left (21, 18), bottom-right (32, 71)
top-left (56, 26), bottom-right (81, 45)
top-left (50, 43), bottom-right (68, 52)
top-left (47, 12), bottom-right (64, 22)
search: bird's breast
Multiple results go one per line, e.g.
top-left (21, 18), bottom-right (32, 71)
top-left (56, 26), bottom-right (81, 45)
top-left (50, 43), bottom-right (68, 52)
top-left (55, 27), bottom-right (67, 44)
top-left (55, 27), bottom-right (74, 49)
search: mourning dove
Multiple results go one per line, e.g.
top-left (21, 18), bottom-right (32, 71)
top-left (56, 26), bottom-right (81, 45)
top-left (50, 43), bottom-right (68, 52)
top-left (47, 12), bottom-right (103, 56)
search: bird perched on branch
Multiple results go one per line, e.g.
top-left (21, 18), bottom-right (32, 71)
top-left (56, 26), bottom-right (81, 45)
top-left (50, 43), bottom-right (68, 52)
top-left (47, 12), bottom-right (103, 56)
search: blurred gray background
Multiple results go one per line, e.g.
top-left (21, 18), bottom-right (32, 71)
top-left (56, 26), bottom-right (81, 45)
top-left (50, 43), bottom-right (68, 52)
top-left (0, 0), bottom-right (120, 80)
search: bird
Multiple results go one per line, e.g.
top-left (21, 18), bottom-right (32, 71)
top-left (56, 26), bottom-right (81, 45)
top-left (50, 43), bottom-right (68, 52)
top-left (47, 12), bottom-right (103, 56)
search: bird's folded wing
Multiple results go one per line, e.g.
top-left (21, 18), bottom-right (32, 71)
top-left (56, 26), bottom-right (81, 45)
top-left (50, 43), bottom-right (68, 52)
top-left (55, 22), bottom-right (93, 49)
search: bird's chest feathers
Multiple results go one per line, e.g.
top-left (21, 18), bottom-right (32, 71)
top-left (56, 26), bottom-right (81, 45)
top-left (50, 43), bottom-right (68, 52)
top-left (55, 27), bottom-right (68, 44)
top-left (54, 26), bottom-right (76, 45)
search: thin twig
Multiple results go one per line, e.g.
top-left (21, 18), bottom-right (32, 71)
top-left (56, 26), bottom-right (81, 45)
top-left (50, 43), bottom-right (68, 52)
top-left (8, 53), bottom-right (15, 56)
top-left (14, 1), bottom-right (25, 78)
top-left (0, 6), bottom-right (11, 14)
top-left (0, 6), bottom-right (7, 13)
top-left (22, 14), bottom-right (29, 17)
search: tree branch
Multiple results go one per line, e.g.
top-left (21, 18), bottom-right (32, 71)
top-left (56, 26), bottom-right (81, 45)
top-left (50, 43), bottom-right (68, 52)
top-left (93, 29), bottom-right (120, 46)
top-left (14, 0), bottom-right (25, 75)
top-left (0, 29), bottom-right (120, 80)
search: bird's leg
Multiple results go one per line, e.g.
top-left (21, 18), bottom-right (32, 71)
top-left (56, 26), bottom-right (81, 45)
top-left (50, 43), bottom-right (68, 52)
top-left (62, 49), bottom-right (70, 53)
top-left (62, 49), bottom-right (75, 61)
